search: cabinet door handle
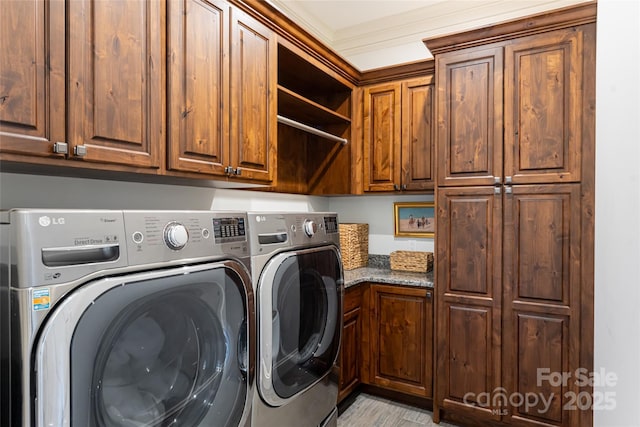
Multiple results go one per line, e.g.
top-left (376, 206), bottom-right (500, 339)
top-left (401, 184), bottom-right (407, 190)
top-left (224, 166), bottom-right (233, 175)
top-left (426, 291), bottom-right (432, 299)
top-left (394, 184), bottom-right (400, 191)
top-left (234, 167), bottom-right (242, 176)
top-left (53, 142), bottom-right (68, 155)
top-left (74, 145), bottom-right (87, 157)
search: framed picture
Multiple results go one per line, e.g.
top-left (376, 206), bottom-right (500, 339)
top-left (394, 202), bottom-right (435, 238)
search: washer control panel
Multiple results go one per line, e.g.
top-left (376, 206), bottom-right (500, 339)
top-left (213, 217), bottom-right (246, 243)
top-left (124, 211), bottom-right (248, 264)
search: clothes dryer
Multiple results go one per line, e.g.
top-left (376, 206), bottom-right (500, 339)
top-left (248, 212), bottom-right (343, 427)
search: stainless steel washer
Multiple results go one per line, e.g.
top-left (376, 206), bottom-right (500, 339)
top-left (248, 212), bottom-right (343, 427)
top-left (0, 209), bottom-right (254, 427)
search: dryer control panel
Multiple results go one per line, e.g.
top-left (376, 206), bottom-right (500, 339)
top-left (248, 212), bottom-right (340, 254)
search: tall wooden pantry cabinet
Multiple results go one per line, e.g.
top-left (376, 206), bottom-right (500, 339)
top-left (424, 3), bottom-right (596, 427)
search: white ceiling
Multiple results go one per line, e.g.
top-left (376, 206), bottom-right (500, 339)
top-left (268, 0), bottom-right (593, 70)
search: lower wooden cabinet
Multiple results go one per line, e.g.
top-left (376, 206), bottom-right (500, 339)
top-left (338, 285), bottom-right (364, 402)
top-left (338, 283), bottom-right (433, 402)
top-left (367, 284), bottom-right (433, 398)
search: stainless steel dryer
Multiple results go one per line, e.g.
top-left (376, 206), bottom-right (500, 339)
top-left (0, 209), bottom-right (254, 427)
top-left (248, 212), bottom-right (343, 427)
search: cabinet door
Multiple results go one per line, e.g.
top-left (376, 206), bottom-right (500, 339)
top-left (504, 29), bottom-right (584, 184)
top-left (229, 7), bottom-right (277, 183)
top-left (0, 0), bottom-right (65, 158)
top-left (401, 77), bottom-right (435, 191)
top-left (502, 184), bottom-right (581, 426)
top-left (435, 187), bottom-right (502, 421)
top-left (339, 284), bottom-right (364, 402)
top-left (339, 306), bottom-right (361, 402)
top-left (363, 83), bottom-right (402, 192)
top-left (167, 0), bottom-right (230, 176)
top-left (369, 284), bottom-right (432, 398)
top-left (436, 47), bottom-right (503, 187)
top-left (67, 0), bottom-right (162, 168)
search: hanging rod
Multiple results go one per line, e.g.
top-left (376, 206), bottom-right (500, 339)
top-left (277, 115), bottom-right (348, 145)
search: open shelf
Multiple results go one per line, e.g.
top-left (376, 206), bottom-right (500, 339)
top-left (278, 85), bottom-right (351, 127)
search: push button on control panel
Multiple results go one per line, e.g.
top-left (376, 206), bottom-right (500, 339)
top-left (132, 231), bottom-right (144, 244)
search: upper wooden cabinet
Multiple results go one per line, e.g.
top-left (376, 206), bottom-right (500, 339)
top-left (167, 0), bottom-right (230, 176)
top-left (67, 0), bottom-right (162, 168)
top-left (435, 26), bottom-right (587, 187)
top-left (1, 0), bottom-right (162, 169)
top-left (229, 7), bottom-right (277, 183)
top-left (0, 0), bottom-right (65, 159)
top-left (167, 0), bottom-right (276, 183)
top-left (363, 76), bottom-right (435, 192)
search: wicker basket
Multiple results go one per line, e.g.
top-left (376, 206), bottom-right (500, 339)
top-left (390, 251), bottom-right (434, 273)
top-left (339, 223), bottom-right (369, 270)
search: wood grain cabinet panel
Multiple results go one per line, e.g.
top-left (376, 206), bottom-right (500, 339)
top-left (436, 187), bottom-right (502, 422)
top-left (168, 0), bottom-right (230, 176)
top-left (0, 0), bottom-right (65, 158)
top-left (401, 78), bottom-right (435, 190)
top-left (424, 7), bottom-right (595, 426)
top-left (501, 184), bottom-right (581, 427)
top-left (67, 0), bottom-right (162, 168)
top-left (504, 29), bottom-right (584, 184)
top-left (363, 77), bottom-right (434, 192)
top-left (230, 7), bottom-right (277, 183)
top-left (369, 284), bottom-right (433, 398)
top-left (168, 0), bottom-right (276, 183)
top-left (363, 83), bottom-right (401, 191)
top-left (436, 47), bottom-right (503, 187)
top-left (338, 284), bottom-right (364, 402)
top-left (1, 0), bottom-right (162, 169)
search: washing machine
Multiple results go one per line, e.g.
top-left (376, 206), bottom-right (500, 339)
top-left (0, 209), bottom-right (254, 427)
top-left (248, 212), bottom-right (343, 427)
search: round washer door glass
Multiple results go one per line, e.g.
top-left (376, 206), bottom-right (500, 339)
top-left (70, 265), bottom-right (250, 427)
top-left (264, 247), bottom-right (342, 402)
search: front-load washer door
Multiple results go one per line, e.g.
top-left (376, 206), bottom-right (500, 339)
top-left (258, 246), bottom-right (343, 407)
top-left (33, 260), bottom-right (254, 427)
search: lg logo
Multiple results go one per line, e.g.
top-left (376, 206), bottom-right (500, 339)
top-left (38, 216), bottom-right (65, 227)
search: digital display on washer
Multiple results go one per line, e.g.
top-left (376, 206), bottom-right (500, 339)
top-left (213, 217), bottom-right (246, 243)
top-left (324, 216), bottom-right (338, 234)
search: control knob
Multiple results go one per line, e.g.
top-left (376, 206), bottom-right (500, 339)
top-left (164, 222), bottom-right (189, 250)
top-left (303, 219), bottom-right (318, 237)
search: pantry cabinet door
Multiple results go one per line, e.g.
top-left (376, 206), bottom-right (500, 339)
top-left (502, 184), bottom-right (582, 427)
top-left (0, 0), bottom-right (65, 158)
top-left (436, 47), bottom-right (503, 187)
top-left (67, 0), bottom-right (162, 168)
top-left (435, 186), bottom-right (502, 422)
top-left (504, 28), bottom-right (584, 184)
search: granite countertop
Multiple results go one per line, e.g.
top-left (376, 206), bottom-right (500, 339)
top-left (343, 267), bottom-right (434, 289)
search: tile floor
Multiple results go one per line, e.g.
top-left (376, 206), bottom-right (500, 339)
top-left (337, 393), bottom-right (459, 427)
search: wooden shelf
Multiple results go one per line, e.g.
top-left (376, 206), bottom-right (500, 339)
top-left (278, 85), bottom-right (351, 127)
